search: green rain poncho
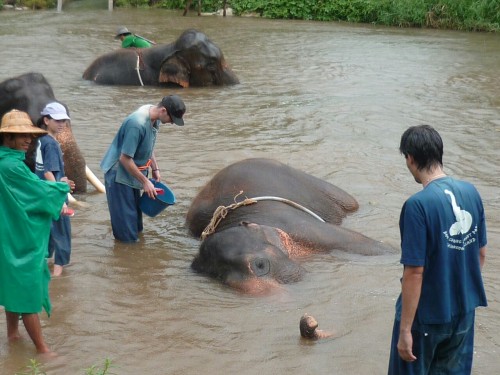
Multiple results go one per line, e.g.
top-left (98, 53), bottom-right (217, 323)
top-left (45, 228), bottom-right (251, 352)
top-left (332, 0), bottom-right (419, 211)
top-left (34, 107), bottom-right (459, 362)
top-left (0, 145), bottom-right (69, 316)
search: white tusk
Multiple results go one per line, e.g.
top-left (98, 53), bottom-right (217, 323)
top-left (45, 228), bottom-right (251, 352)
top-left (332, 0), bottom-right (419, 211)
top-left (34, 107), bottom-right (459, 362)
top-left (86, 165), bottom-right (106, 193)
top-left (67, 192), bottom-right (77, 203)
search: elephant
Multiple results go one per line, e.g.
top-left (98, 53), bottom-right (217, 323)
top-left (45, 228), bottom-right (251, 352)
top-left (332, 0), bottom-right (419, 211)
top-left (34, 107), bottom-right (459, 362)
top-left (0, 72), bottom-right (104, 194)
top-left (186, 158), bottom-right (394, 294)
top-left (82, 29), bottom-right (239, 87)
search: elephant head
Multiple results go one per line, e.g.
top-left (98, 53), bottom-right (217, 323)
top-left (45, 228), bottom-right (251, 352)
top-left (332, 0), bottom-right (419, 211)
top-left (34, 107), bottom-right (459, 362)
top-left (191, 222), bottom-right (305, 295)
top-left (0, 72), bottom-right (102, 193)
top-left (158, 29), bottom-right (240, 87)
top-left (187, 158), bottom-right (394, 295)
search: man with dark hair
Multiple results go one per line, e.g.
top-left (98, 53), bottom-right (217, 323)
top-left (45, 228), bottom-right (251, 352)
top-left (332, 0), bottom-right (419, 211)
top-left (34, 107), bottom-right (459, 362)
top-left (388, 124), bottom-right (488, 374)
top-left (100, 95), bottom-right (186, 242)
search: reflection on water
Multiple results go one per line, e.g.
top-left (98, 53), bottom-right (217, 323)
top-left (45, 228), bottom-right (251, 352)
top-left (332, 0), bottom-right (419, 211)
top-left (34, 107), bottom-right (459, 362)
top-left (1, 9), bottom-right (499, 375)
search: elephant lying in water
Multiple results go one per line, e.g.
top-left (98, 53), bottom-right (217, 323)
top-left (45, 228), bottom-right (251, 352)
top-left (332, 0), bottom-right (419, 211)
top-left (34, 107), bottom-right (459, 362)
top-left (83, 29), bottom-right (239, 87)
top-left (186, 158), bottom-right (393, 294)
top-left (0, 72), bottom-right (104, 194)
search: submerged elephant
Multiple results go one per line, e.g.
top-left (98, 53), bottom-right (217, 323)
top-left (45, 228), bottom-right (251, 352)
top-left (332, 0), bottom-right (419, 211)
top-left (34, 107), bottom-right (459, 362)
top-left (186, 158), bottom-right (393, 294)
top-left (0, 72), bottom-right (104, 193)
top-left (83, 29), bottom-right (239, 87)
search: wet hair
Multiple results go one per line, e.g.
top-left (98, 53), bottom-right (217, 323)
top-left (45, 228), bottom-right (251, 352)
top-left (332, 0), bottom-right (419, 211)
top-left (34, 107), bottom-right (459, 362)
top-left (399, 124), bottom-right (443, 171)
top-left (299, 314), bottom-right (318, 339)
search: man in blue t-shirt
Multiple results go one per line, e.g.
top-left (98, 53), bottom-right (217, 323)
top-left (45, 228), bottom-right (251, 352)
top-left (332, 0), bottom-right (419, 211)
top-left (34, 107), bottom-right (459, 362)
top-left (388, 125), bottom-right (488, 374)
top-left (100, 95), bottom-right (186, 243)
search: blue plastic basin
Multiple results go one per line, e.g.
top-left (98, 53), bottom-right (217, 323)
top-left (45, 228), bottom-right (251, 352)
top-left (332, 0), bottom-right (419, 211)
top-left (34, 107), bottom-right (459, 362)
top-left (139, 179), bottom-right (175, 217)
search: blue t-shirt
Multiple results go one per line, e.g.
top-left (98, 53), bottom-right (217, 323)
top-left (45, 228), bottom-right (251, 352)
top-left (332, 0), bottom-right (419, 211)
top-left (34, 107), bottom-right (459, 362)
top-left (100, 105), bottom-right (159, 189)
top-left (398, 176), bottom-right (487, 324)
top-left (35, 135), bottom-right (65, 181)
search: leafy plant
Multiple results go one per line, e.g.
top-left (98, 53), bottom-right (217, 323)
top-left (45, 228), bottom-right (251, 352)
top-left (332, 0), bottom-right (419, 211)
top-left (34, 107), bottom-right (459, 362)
top-left (15, 359), bottom-right (47, 375)
top-left (84, 358), bottom-right (117, 375)
top-left (15, 358), bottom-right (117, 375)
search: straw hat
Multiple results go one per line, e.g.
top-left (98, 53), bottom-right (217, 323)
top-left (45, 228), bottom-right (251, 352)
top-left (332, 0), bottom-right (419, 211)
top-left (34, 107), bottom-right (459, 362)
top-left (0, 109), bottom-right (47, 136)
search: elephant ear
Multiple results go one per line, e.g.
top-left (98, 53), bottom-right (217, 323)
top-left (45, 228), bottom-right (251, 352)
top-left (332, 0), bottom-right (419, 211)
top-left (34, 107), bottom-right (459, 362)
top-left (159, 55), bottom-right (190, 88)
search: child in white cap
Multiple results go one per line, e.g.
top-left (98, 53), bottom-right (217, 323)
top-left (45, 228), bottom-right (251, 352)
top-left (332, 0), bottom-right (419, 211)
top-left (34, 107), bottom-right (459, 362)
top-left (36, 102), bottom-right (75, 277)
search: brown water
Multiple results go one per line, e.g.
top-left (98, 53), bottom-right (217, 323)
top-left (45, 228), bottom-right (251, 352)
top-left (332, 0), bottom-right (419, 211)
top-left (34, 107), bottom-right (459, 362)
top-left (1, 8), bottom-right (499, 375)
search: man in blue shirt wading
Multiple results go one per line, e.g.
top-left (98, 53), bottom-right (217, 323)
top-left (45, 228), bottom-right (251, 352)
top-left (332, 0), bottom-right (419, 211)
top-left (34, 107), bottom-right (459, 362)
top-left (388, 125), bottom-right (487, 374)
top-left (100, 95), bottom-right (186, 243)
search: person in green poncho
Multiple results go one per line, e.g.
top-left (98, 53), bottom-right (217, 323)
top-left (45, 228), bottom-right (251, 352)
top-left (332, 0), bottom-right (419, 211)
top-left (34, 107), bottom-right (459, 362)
top-left (0, 109), bottom-right (71, 355)
top-left (115, 26), bottom-right (153, 49)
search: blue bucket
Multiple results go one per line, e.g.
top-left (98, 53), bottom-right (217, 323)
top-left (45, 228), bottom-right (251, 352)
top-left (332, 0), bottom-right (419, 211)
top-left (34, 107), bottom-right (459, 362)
top-left (139, 179), bottom-right (176, 217)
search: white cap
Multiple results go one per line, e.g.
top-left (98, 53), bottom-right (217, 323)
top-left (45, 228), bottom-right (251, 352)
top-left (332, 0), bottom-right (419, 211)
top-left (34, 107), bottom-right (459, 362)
top-left (40, 102), bottom-right (70, 121)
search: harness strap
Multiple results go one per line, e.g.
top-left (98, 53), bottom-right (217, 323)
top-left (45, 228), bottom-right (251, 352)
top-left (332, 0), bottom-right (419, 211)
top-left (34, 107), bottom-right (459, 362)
top-left (135, 54), bottom-right (145, 86)
top-left (200, 191), bottom-right (325, 240)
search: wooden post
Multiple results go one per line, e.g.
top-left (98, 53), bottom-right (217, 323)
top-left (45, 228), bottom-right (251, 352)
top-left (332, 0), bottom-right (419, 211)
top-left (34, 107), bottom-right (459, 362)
top-left (57, 0), bottom-right (62, 12)
top-left (108, 0), bottom-right (113, 11)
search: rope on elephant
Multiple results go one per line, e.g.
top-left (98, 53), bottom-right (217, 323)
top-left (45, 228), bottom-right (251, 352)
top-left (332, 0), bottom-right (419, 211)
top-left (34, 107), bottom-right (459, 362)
top-left (200, 191), bottom-right (325, 240)
top-left (135, 55), bottom-right (144, 86)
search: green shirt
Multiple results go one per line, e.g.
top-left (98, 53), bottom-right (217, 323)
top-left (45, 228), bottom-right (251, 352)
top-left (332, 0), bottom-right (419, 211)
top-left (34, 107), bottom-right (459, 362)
top-left (0, 146), bottom-right (69, 315)
top-left (122, 34), bottom-right (152, 49)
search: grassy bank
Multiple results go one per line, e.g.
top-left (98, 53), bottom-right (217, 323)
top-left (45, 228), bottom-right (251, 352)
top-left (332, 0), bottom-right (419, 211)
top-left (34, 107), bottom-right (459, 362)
top-left (179, 0), bottom-right (499, 32)
top-left (3, 0), bottom-right (499, 32)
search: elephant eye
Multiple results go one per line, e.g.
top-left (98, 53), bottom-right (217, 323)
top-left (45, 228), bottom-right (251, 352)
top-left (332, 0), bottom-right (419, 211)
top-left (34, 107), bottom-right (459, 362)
top-left (206, 62), bottom-right (217, 71)
top-left (251, 258), bottom-right (270, 277)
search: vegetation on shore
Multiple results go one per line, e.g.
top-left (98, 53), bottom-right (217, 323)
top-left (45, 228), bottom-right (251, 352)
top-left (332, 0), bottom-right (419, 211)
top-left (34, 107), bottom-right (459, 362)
top-left (1, 0), bottom-right (498, 32)
top-left (14, 358), bottom-right (116, 375)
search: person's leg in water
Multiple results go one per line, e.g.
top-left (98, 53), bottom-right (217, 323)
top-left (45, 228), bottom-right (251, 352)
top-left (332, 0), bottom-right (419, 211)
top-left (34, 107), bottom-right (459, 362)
top-left (21, 313), bottom-right (54, 355)
top-left (50, 215), bottom-right (71, 277)
top-left (6, 311), bottom-right (21, 340)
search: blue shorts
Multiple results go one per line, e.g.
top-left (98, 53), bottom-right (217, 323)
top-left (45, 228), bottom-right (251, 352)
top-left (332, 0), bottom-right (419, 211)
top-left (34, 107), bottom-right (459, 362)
top-left (388, 311), bottom-right (475, 375)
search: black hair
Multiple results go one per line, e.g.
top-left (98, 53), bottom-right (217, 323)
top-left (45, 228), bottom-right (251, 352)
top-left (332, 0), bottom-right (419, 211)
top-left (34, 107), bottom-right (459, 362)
top-left (37, 115), bottom-right (51, 129)
top-left (399, 124), bottom-right (443, 171)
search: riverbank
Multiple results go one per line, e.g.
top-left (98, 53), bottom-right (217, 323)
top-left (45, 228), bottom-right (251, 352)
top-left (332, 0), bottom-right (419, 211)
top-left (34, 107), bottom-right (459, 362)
top-left (1, 0), bottom-right (499, 32)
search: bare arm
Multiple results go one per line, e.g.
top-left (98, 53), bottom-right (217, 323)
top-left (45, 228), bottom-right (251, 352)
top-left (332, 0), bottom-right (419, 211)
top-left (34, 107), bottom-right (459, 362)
top-left (44, 171), bottom-right (56, 182)
top-left (119, 153), bottom-right (156, 198)
top-left (479, 246), bottom-right (486, 270)
top-left (397, 265), bottom-right (424, 362)
top-left (150, 151), bottom-right (161, 182)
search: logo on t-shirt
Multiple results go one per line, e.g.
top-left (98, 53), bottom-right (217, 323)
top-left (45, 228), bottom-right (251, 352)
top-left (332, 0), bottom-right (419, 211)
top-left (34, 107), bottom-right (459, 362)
top-left (444, 190), bottom-right (472, 235)
top-left (442, 189), bottom-right (476, 251)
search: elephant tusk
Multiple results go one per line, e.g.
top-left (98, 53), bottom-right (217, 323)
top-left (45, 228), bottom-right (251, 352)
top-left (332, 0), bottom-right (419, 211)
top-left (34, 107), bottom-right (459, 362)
top-left (86, 165), bottom-right (106, 193)
top-left (67, 192), bottom-right (77, 204)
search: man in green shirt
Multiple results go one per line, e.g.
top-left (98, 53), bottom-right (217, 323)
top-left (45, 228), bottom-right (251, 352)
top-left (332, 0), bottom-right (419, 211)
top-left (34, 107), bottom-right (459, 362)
top-left (0, 110), bottom-right (70, 355)
top-left (115, 26), bottom-right (152, 49)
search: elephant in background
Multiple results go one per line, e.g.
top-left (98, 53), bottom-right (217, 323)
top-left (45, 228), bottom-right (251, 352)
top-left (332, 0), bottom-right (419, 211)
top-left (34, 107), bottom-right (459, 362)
top-left (0, 72), bottom-right (103, 194)
top-left (186, 158), bottom-right (394, 295)
top-left (83, 29), bottom-right (239, 87)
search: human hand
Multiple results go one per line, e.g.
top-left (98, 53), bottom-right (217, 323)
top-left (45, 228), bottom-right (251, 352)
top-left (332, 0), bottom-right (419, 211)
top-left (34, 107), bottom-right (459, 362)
top-left (143, 178), bottom-right (157, 199)
top-left (61, 203), bottom-right (75, 217)
top-left (61, 176), bottom-right (75, 192)
top-left (152, 168), bottom-right (161, 182)
top-left (397, 330), bottom-right (417, 362)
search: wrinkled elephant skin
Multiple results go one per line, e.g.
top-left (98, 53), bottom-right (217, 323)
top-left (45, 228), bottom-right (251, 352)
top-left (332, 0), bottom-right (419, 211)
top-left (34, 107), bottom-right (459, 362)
top-left (186, 158), bottom-right (394, 294)
top-left (0, 72), bottom-right (88, 193)
top-left (83, 29), bottom-right (239, 87)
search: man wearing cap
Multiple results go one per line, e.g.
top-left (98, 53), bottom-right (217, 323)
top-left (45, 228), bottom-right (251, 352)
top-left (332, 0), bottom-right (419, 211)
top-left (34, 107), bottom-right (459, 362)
top-left (115, 26), bottom-right (152, 49)
top-left (100, 95), bottom-right (186, 243)
top-left (0, 109), bottom-right (70, 355)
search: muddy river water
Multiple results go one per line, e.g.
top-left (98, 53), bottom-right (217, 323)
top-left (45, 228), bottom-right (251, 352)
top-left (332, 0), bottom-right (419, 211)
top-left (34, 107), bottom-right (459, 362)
top-left (0, 8), bottom-right (499, 375)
